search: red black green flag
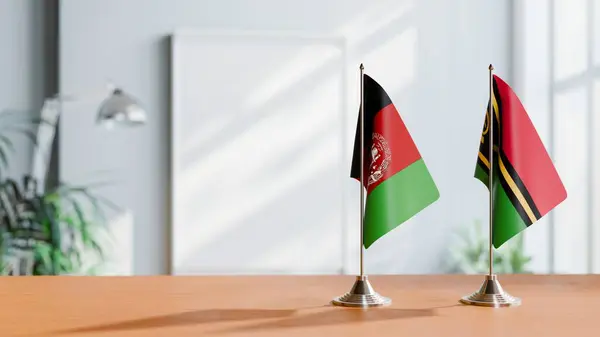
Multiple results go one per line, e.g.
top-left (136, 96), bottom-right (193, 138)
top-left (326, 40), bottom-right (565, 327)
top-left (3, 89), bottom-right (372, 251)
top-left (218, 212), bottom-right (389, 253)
top-left (476, 75), bottom-right (567, 248)
top-left (351, 74), bottom-right (439, 249)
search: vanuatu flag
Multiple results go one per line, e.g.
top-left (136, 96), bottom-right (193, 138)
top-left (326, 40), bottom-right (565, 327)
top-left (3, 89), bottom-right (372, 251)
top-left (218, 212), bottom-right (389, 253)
top-left (476, 74), bottom-right (567, 248)
top-left (351, 74), bottom-right (439, 249)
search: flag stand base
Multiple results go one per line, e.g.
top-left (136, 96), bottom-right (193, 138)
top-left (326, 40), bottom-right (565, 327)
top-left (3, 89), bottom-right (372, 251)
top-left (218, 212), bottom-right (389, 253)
top-left (331, 275), bottom-right (391, 308)
top-left (460, 274), bottom-right (521, 307)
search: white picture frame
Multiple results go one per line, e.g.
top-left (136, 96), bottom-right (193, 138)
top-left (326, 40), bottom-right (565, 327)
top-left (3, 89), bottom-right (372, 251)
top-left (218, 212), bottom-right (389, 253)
top-left (170, 30), bottom-right (351, 275)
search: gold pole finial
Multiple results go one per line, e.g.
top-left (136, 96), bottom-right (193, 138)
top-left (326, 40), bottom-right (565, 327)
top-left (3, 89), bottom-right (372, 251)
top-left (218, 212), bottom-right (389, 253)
top-left (489, 64), bottom-right (494, 71)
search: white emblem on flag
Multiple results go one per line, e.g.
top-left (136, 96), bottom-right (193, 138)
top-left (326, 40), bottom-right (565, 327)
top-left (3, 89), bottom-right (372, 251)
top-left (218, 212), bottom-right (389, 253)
top-left (368, 132), bottom-right (392, 186)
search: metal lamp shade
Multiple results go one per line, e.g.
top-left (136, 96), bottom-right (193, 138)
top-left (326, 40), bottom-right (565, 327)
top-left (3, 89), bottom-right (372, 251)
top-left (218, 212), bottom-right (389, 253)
top-left (96, 88), bottom-right (146, 128)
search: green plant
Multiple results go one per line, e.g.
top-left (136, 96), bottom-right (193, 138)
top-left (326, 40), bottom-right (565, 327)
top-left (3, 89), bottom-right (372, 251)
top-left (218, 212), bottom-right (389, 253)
top-left (0, 178), bottom-right (118, 276)
top-left (0, 108), bottom-right (118, 275)
top-left (445, 220), bottom-right (532, 274)
top-left (34, 182), bottom-right (118, 275)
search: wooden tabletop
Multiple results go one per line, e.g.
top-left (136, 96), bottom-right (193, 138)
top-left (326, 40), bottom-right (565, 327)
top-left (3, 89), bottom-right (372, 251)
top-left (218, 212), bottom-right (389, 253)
top-left (1, 275), bottom-right (598, 337)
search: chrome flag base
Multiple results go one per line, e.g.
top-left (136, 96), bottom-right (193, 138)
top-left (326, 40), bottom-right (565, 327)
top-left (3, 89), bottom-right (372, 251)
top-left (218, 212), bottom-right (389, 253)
top-left (460, 274), bottom-right (521, 307)
top-left (331, 275), bottom-right (391, 308)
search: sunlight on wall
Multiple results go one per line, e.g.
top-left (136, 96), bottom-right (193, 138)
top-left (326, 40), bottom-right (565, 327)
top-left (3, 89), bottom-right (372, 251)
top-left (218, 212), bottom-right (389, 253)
top-left (336, 0), bottom-right (413, 46)
top-left (363, 27), bottom-right (416, 95)
top-left (243, 43), bottom-right (344, 112)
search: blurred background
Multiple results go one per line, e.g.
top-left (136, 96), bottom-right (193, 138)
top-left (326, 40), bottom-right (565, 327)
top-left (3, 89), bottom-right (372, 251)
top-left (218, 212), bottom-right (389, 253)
top-left (0, 0), bottom-right (593, 276)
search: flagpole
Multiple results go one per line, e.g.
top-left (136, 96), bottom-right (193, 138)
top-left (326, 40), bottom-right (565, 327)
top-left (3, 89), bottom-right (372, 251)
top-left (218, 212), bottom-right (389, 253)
top-left (459, 64), bottom-right (520, 307)
top-left (359, 63), bottom-right (365, 277)
top-left (488, 64), bottom-right (494, 277)
top-left (331, 63), bottom-right (390, 308)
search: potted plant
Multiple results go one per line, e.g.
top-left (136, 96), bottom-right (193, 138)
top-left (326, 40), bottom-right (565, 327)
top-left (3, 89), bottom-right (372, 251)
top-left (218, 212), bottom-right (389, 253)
top-left (445, 220), bottom-right (533, 274)
top-left (0, 109), bottom-right (116, 275)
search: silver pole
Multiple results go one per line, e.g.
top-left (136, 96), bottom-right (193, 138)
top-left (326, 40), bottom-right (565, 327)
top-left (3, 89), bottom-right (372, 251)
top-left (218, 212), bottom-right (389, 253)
top-left (488, 64), bottom-right (494, 276)
top-left (359, 63), bottom-right (365, 277)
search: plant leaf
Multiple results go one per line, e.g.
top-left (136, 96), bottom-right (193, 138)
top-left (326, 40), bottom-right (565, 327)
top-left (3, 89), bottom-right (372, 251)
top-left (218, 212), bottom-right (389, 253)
top-left (35, 243), bottom-right (53, 273)
top-left (0, 148), bottom-right (8, 170)
top-left (0, 135), bottom-right (15, 152)
top-left (0, 127), bottom-right (37, 145)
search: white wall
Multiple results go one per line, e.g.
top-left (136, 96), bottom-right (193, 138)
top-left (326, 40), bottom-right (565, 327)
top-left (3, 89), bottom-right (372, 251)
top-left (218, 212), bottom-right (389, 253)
top-left (0, 0), bottom-right (50, 179)
top-left (59, 0), bottom-right (511, 275)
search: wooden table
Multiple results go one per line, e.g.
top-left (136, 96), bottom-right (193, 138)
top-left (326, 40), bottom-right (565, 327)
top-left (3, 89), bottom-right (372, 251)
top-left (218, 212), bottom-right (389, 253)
top-left (1, 275), bottom-right (598, 336)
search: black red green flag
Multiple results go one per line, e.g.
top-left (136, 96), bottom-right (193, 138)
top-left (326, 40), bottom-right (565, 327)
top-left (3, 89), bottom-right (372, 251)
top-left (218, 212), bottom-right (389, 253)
top-left (476, 75), bottom-right (567, 248)
top-left (351, 74), bottom-right (439, 249)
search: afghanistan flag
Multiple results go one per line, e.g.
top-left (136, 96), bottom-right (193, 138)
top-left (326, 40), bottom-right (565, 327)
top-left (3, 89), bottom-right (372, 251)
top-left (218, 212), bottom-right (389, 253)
top-left (476, 74), bottom-right (567, 248)
top-left (351, 74), bottom-right (439, 249)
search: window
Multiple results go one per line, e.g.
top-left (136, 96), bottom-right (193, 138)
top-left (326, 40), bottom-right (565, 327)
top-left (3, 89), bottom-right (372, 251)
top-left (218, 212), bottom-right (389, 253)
top-left (517, 0), bottom-right (599, 274)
